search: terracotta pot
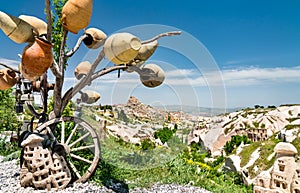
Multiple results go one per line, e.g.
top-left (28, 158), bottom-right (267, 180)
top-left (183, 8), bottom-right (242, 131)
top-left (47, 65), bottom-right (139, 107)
top-left (81, 90), bottom-right (100, 104)
top-left (74, 61), bottom-right (92, 79)
top-left (104, 33), bottom-right (141, 65)
top-left (83, 28), bottom-right (107, 49)
top-left (0, 11), bottom-right (37, 43)
top-left (0, 68), bottom-right (18, 90)
top-left (139, 64), bottom-right (165, 88)
top-left (21, 37), bottom-right (53, 81)
top-left (18, 15), bottom-right (47, 36)
top-left (135, 40), bottom-right (158, 62)
top-left (61, 0), bottom-right (93, 34)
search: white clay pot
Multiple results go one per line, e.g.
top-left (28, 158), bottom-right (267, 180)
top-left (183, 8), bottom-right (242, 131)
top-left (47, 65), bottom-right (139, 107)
top-left (83, 28), bottom-right (107, 49)
top-left (104, 33), bottom-right (141, 65)
top-left (74, 61), bottom-right (92, 79)
top-left (18, 15), bottom-right (47, 36)
top-left (81, 90), bottom-right (101, 104)
top-left (139, 63), bottom-right (165, 88)
top-left (0, 11), bottom-right (37, 43)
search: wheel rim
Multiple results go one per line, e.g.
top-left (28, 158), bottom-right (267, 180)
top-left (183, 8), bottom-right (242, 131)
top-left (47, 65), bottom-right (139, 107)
top-left (36, 116), bottom-right (100, 183)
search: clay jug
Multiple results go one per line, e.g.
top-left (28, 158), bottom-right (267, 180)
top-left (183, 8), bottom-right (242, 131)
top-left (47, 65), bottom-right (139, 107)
top-left (81, 90), bottom-right (100, 104)
top-left (61, 0), bottom-right (93, 34)
top-left (0, 68), bottom-right (18, 90)
top-left (0, 11), bottom-right (37, 43)
top-left (104, 33), bottom-right (141, 65)
top-left (135, 40), bottom-right (158, 62)
top-left (19, 15), bottom-right (47, 36)
top-left (21, 37), bottom-right (53, 81)
top-left (74, 61), bottom-right (92, 79)
top-left (83, 28), bottom-right (107, 49)
top-left (139, 64), bottom-right (165, 88)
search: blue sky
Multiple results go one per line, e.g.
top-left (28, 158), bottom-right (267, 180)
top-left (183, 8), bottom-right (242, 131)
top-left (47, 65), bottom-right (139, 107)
top-left (1, 0), bottom-right (300, 109)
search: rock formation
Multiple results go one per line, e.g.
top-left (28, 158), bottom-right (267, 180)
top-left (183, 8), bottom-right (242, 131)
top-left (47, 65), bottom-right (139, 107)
top-left (254, 142), bottom-right (300, 193)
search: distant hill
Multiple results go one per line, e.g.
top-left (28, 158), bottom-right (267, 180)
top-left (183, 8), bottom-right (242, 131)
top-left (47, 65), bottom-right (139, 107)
top-left (154, 105), bottom-right (241, 117)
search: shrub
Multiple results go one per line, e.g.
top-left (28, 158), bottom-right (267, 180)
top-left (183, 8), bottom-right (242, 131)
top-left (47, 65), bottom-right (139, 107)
top-left (141, 138), bottom-right (156, 150)
top-left (224, 135), bottom-right (252, 155)
top-left (154, 127), bottom-right (174, 144)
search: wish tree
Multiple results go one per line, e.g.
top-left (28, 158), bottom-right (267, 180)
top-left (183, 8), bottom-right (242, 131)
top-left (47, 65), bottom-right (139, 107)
top-left (0, 0), bottom-right (180, 190)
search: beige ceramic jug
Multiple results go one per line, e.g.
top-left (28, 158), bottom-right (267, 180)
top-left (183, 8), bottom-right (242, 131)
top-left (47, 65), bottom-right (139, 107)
top-left (74, 61), bottom-right (92, 79)
top-left (139, 64), bottom-right (165, 88)
top-left (83, 28), bottom-right (107, 49)
top-left (61, 0), bottom-right (93, 34)
top-left (0, 11), bottom-right (37, 43)
top-left (19, 15), bottom-right (47, 36)
top-left (81, 90), bottom-right (100, 104)
top-left (104, 33), bottom-right (141, 65)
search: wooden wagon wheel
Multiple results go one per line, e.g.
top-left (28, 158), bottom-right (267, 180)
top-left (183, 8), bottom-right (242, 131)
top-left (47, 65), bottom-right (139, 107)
top-left (36, 116), bottom-right (100, 183)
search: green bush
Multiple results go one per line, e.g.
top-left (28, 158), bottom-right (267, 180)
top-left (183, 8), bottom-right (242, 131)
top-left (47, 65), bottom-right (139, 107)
top-left (154, 127), bottom-right (174, 144)
top-left (141, 138), bottom-right (156, 150)
top-left (224, 135), bottom-right (252, 155)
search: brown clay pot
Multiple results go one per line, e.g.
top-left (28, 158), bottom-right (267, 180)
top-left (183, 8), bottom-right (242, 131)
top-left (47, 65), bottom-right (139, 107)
top-left (0, 11), bottom-right (37, 43)
top-left (61, 0), bottom-right (93, 34)
top-left (0, 68), bottom-right (18, 90)
top-left (83, 28), bottom-right (107, 49)
top-left (18, 15), bottom-right (47, 36)
top-left (74, 61), bottom-right (92, 79)
top-left (21, 37), bottom-right (53, 81)
top-left (139, 64), bottom-right (165, 88)
top-left (81, 90), bottom-right (100, 104)
top-left (104, 33), bottom-right (141, 65)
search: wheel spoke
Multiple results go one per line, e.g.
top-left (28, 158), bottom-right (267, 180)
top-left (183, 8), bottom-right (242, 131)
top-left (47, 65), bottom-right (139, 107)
top-left (69, 132), bottom-right (90, 148)
top-left (68, 160), bottom-right (81, 179)
top-left (65, 123), bottom-right (79, 145)
top-left (71, 145), bottom-right (95, 152)
top-left (61, 121), bottom-right (65, 144)
top-left (70, 153), bottom-right (93, 164)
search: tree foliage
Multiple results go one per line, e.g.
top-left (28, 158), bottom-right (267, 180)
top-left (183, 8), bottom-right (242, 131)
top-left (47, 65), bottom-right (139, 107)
top-left (154, 127), bottom-right (176, 144)
top-left (224, 135), bottom-right (252, 155)
top-left (0, 89), bottom-right (18, 132)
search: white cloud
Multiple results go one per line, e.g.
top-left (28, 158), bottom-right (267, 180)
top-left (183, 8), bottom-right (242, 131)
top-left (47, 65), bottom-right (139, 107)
top-left (165, 66), bottom-right (300, 87)
top-left (0, 57), bottom-right (19, 69)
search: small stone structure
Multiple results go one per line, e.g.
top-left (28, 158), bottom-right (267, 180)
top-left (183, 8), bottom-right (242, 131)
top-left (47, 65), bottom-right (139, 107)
top-left (20, 134), bottom-right (71, 190)
top-left (254, 142), bottom-right (300, 193)
top-left (236, 128), bottom-right (268, 142)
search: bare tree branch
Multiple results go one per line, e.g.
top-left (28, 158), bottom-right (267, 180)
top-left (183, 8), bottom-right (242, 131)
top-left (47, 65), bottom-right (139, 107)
top-left (50, 60), bottom-right (62, 77)
top-left (44, 0), bottom-right (52, 41)
top-left (61, 50), bottom-right (105, 111)
top-left (91, 65), bottom-right (128, 81)
top-left (65, 34), bottom-right (89, 57)
top-left (53, 29), bottom-right (68, 117)
top-left (0, 63), bottom-right (20, 73)
top-left (142, 31), bottom-right (182, 44)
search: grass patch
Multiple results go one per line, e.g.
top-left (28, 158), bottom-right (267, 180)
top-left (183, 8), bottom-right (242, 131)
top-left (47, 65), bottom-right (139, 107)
top-left (239, 142), bottom-right (261, 167)
top-left (244, 139), bottom-right (280, 178)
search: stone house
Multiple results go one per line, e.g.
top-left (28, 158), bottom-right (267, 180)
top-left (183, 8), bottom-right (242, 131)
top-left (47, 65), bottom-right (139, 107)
top-left (254, 142), bottom-right (299, 193)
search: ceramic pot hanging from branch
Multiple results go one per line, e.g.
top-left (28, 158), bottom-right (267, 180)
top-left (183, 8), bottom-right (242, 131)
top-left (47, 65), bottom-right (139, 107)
top-left (61, 0), bottom-right (93, 34)
top-left (18, 15), bottom-right (48, 36)
top-left (0, 11), bottom-right (37, 44)
top-left (20, 37), bottom-right (53, 81)
top-left (0, 68), bottom-right (18, 90)
top-left (104, 32), bottom-right (142, 65)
